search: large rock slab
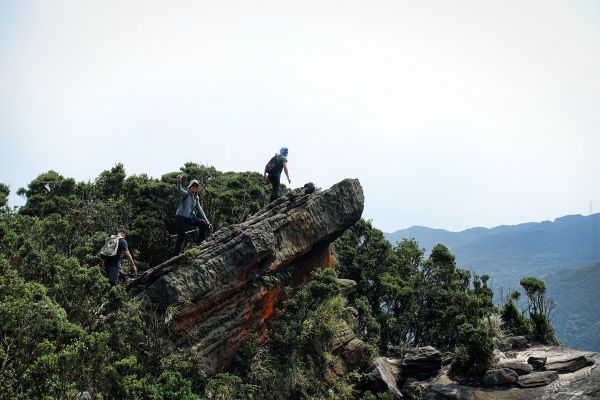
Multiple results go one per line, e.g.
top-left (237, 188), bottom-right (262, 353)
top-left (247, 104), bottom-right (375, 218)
top-left (544, 354), bottom-right (595, 374)
top-left (516, 371), bottom-right (558, 388)
top-left (129, 179), bottom-right (364, 374)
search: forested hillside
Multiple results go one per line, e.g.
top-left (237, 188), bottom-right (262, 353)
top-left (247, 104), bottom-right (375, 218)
top-left (386, 216), bottom-right (600, 351)
top-left (546, 263), bottom-right (600, 352)
top-left (386, 215), bottom-right (600, 292)
top-left (0, 164), bottom-right (557, 399)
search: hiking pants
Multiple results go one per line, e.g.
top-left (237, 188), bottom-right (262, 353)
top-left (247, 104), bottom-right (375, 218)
top-left (105, 266), bottom-right (119, 286)
top-left (175, 215), bottom-right (208, 254)
top-left (269, 174), bottom-right (281, 203)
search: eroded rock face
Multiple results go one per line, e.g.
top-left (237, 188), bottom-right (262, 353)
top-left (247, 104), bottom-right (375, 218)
top-left (128, 179), bottom-right (364, 374)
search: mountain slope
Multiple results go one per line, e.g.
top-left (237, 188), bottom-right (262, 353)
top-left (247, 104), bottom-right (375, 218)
top-left (385, 213), bottom-right (600, 351)
top-left (385, 213), bottom-right (600, 291)
top-left (546, 263), bottom-right (600, 352)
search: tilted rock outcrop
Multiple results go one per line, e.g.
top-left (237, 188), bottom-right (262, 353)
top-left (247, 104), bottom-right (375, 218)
top-left (128, 179), bottom-right (364, 374)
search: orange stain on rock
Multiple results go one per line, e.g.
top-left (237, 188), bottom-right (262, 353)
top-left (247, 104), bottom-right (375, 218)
top-left (261, 287), bottom-right (278, 322)
top-left (325, 248), bottom-right (337, 269)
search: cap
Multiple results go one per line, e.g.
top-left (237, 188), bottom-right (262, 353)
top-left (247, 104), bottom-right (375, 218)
top-left (188, 179), bottom-right (200, 189)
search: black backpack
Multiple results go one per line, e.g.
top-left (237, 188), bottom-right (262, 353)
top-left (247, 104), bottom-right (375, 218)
top-left (264, 154), bottom-right (280, 174)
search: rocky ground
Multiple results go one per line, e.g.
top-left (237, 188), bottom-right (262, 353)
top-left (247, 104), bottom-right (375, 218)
top-left (427, 345), bottom-right (600, 400)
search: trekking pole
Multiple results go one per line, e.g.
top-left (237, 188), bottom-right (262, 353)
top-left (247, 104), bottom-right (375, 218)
top-left (169, 229), bottom-right (196, 238)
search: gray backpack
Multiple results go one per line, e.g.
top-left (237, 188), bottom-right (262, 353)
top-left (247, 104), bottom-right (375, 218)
top-left (100, 235), bottom-right (120, 257)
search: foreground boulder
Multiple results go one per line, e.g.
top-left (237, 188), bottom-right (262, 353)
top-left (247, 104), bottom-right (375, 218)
top-left (496, 360), bottom-right (533, 376)
top-left (129, 179), bottom-right (364, 374)
top-left (401, 346), bottom-right (442, 379)
top-left (363, 357), bottom-right (402, 398)
top-left (527, 355), bottom-right (547, 369)
top-left (481, 368), bottom-right (519, 386)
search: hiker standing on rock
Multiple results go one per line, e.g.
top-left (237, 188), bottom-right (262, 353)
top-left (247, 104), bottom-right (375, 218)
top-left (263, 147), bottom-right (291, 202)
top-left (100, 229), bottom-right (137, 286)
top-left (175, 175), bottom-right (212, 254)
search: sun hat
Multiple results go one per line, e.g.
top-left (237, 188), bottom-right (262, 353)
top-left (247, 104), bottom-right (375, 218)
top-left (188, 179), bottom-right (200, 189)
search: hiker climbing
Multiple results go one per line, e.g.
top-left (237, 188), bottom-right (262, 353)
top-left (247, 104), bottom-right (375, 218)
top-left (174, 175), bottom-right (212, 254)
top-left (99, 229), bottom-right (137, 286)
top-left (263, 147), bottom-right (291, 202)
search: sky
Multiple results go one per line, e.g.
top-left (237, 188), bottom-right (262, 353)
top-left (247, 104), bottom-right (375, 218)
top-left (1, 0), bottom-right (599, 233)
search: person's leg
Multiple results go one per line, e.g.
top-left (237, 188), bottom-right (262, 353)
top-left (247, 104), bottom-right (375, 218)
top-left (107, 266), bottom-right (119, 286)
top-left (269, 175), bottom-right (281, 202)
top-left (194, 219), bottom-right (208, 244)
top-left (175, 216), bottom-right (188, 254)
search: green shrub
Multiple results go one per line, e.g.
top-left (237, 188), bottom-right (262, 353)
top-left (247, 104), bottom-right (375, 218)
top-left (500, 297), bottom-right (532, 337)
top-left (450, 321), bottom-right (494, 377)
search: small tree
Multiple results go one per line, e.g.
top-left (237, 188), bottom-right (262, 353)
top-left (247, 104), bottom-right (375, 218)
top-left (500, 290), bottom-right (531, 336)
top-left (520, 277), bottom-right (556, 343)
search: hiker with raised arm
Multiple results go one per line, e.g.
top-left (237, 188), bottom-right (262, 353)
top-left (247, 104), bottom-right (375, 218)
top-left (263, 147), bottom-right (291, 202)
top-left (175, 175), bottom-right (212, 254)
top-left (99, 229), bottom-right (137, 286)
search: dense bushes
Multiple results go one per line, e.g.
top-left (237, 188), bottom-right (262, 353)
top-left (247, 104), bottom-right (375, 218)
top-left (0, 163), bottom-right (278, 399)
top-left (0, 165), bottom-right (557, 398)
top-left (332, 219), bottom-right (556, 379)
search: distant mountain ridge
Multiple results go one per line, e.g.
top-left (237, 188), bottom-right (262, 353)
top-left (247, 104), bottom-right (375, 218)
top-left (385, 213), bottom-right (600, 290)
top-left (384, 213), bottom-right (600, 351)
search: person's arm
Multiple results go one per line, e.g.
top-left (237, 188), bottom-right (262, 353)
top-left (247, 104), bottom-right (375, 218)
top-left (195, 202), bottom-right (212, 229)
top-left (283, 162), bottom-right (291, 184)
top-left (124, 251), bottom-right (137, 273)
top-left (176, 175), bottom-right (188, 197)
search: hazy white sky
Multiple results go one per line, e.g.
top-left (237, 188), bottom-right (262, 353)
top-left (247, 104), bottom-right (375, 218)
top-left (1, 0), bottom-right (599, 232)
